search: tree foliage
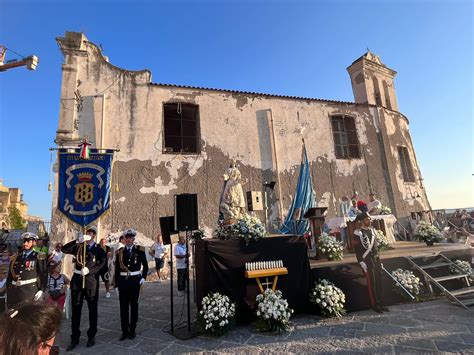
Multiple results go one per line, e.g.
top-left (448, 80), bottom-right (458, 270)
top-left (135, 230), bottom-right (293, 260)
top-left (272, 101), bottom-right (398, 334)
top-left (8, 207), bottom-right (26, 230)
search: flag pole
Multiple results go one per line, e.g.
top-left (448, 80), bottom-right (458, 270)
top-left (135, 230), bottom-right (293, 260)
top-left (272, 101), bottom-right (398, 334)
top-left (82, 226), bottom-right (86, 289)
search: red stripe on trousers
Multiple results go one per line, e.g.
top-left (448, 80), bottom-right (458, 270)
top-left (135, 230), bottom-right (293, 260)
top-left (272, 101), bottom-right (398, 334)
top-left (365, 271), bottom-right (376, 307)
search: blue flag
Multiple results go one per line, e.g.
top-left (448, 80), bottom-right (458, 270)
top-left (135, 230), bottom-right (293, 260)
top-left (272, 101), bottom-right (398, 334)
top-left (279, 145), bottom-right (316, 235)
top-left (58, 149), bottom-right (113, 227)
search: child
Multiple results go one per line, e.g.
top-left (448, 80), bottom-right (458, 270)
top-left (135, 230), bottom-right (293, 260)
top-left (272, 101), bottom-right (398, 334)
top-left (46, 262), bottom-right (70, 310)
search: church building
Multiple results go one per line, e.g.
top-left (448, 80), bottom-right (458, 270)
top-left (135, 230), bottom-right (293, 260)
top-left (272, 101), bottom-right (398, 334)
top-left (51, 31), bottom-right (430, 241)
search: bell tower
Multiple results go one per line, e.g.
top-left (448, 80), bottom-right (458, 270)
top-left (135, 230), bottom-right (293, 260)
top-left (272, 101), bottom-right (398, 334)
top-left (347, 51), bottom-right (399, 111)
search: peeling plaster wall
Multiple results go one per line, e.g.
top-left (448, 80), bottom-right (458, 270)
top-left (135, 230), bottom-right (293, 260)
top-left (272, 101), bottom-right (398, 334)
top-left (51, 33), bottom-right (430, 243)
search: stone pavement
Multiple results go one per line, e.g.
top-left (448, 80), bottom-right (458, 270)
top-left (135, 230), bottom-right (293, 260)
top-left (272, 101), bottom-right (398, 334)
top-left (55, 280), bottom-right (474, 354)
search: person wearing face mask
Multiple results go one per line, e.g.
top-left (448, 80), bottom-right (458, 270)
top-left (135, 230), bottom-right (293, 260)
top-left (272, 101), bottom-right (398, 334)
top-left (61, 226), bottom-right (106, 350)
top-left (114, 229), bottom-right (148, 341)
top-left (6, 232), bottom-right (47, 309)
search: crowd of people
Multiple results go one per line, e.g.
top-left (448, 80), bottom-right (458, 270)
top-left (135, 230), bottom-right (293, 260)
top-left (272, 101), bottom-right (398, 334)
top-left (339, 191), bottom-right (383, 218)
top-left (0, 226), bottom-right (190, 352)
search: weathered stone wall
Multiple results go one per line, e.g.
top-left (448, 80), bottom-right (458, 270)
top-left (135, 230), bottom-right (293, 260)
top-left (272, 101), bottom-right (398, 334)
top-left (51, 32), bottom-right (429, 243)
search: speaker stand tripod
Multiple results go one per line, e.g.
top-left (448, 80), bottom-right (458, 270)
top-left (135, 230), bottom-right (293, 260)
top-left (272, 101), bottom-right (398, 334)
top-left (168, 230), bottom-right (199, 340)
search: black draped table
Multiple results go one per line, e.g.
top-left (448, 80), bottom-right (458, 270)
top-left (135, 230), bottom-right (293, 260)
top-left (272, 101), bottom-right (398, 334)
top-left (195, 235), bottom-right (311, 322)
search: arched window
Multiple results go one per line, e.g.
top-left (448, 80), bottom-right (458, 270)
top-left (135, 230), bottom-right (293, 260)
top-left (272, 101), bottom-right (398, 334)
top-left (331, 115), bottom-right (361, 159)
top-left (163, 102), bottom-right (200, 153)
top-left (383, 80), bottom-right (392, 110)
top-left (372, 77), bottom-right (382, 106)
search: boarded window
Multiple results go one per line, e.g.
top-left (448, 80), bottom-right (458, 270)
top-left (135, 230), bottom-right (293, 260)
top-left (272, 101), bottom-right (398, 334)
top-left (331, 115), bottom-right (360, 159)
top-left (398, 146), bottom-right (415, 182)
top-left (163, 103), bottom-right (199, 153)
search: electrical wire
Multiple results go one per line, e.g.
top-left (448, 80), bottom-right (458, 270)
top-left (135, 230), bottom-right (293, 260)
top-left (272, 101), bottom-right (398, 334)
top-left (4, 47), bottom-right (26, 59)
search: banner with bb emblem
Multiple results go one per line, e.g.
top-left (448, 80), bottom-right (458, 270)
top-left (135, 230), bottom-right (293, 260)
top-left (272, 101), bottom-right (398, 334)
top-left (58, 149), bottom-right (114, 227)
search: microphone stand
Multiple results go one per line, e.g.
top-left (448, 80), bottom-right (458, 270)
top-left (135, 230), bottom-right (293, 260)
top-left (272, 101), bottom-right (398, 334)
top-left (185, 228), bottom-right (191, 331)
top-left (169, 240), bottom-right (174, 333)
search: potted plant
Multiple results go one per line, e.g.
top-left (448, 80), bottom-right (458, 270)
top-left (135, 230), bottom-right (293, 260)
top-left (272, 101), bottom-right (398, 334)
top-left (197, 292), bottom-right (236, 336)
top-left (254, 289), bottom-right (293, 333)
top-left (310, 279), bottom-right (346, 318)
top-left (317, 233), bottom-right (344, 261)
top-left (414, 221), bottom-right (443, 246)
top-left (391, 268), bottom-right (424, 301)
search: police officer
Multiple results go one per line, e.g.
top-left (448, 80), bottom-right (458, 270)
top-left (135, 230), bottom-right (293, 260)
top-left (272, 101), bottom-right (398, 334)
top-left (115, 229), bottom-right (148, 340)
top-left (6, 232), bottom-right (46, 308)
top-left (353, 212), bottom-right (389, 313)
top-left (62, 226), bottom-right (106, 350)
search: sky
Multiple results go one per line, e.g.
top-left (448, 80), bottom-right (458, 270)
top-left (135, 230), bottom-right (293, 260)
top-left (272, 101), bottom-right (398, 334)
top-left (0, 0), bottom-right (472, 222)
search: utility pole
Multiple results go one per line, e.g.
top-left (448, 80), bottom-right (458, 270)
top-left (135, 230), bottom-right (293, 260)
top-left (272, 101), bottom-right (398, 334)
top-left (0, 45), bottom-right (39, 72)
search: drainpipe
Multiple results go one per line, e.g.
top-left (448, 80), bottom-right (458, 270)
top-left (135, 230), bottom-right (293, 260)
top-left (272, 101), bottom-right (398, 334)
top-left (268, 109), bottom-right (284, 224)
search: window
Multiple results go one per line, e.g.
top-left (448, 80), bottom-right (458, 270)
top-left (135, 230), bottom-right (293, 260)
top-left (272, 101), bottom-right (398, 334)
top-left (163, 103), bottom-right (199, 153)
top-left (372, 77), bottom-right (382, 106)
top-left (331, 115), bottom-right (360, 159)
top-left (383, 80), bottom-right (392, 110)
top-left (398, 146), bottom-right (415, 182)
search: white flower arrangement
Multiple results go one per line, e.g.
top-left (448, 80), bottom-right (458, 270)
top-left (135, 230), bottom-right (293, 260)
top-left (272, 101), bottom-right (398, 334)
top-left (374, 229), bottom-right (393, 251)
top-left (414, 221), bottom-right (443, 245)
top-left (379, 205), bottom-right (392, 215)
top-left (255, 289), bottom-right (293, 333)
top-left (197, 292), bottom-right (236, 336)
top-left (191, 228), bottom-right (206, 242)
top-left (391, 268), bottom-right (423, 300)
top-left (317, 233), bottom-right (344, 261)
top-left (213, 213), bottom-right (267, 245)
top-left (449, 260), bottom-right (474, 282)
top-left (310, 279), bottom-right (346, 318)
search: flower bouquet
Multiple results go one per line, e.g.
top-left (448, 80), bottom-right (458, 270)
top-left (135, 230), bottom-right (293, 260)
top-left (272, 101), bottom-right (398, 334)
top-left (255, 289), bottom-right (293, 333)
top-left (197, 292), bottom-right (236, 336)
top-left (310, 279), bottom-right (346, 318)
top-left (213, 213), bottom-right (267, 245)
top-left (317, 233), bottom-right (344, 261)
top-left (374, 229), bottom-right (393, 251)
top-left (449, 260), bottom-right (473, 282)
top-left (190, 228), bottom-right (205, 243)
top-left (414, 221), bottom-right (443, 246)
top-left (379, 205), bottom-right (392, 215)
top-left (391, 268), bottom-right (423, 301)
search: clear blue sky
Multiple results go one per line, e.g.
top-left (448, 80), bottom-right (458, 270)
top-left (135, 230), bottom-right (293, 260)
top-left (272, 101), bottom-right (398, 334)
top-left (0, 0), bottom-right (472, 222)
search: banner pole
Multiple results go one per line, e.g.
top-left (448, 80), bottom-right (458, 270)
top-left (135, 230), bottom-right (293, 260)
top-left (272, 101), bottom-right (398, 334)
top-left (82, 226), bottom-right (86, 289)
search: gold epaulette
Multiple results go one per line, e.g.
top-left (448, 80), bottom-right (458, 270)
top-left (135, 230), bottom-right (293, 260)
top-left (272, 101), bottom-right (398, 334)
top-left (138, 245), bottom-right (146, 252)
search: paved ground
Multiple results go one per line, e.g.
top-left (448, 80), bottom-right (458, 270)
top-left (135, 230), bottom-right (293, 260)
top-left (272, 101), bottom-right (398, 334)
top-left (55, 280), bottom-right (474, 354)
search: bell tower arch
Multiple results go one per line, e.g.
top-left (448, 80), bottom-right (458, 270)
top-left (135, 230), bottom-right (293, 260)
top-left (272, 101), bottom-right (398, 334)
top-left (347, 51), bottom-right (399, 111)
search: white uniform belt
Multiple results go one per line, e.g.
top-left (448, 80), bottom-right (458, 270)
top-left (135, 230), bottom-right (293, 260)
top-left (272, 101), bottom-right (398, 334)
top-left (73, 269), bottom-right (88, 275)
top-left (12, 278), bottom-right (37, 286)
top-left (120, 271), bottom-right (141, 276)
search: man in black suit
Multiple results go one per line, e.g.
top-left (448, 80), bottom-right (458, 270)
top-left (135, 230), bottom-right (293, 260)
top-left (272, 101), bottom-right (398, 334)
top-left (62, 226), bottom-right (106, 350)
top-left (6, 232), bottom-right (47, 308)
top-left (353, 212), bottom-right (389, 314)
top-left (115, 229), bottom-right (148, 340)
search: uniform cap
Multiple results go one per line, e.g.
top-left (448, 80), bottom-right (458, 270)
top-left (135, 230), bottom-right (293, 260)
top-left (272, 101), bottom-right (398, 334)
top-left (355, 211), bottom-right (371, 222)
top-left (123, 229), bottom-right (137, 237)
top-left (21, 232), bottom-right (38, 241)
top-left (357, 200), bottom-right (367, 207)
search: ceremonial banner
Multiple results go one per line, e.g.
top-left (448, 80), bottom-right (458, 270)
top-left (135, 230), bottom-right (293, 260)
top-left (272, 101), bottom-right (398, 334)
top-left (279, 145), bottom-right (316, 235)
top-left (58, 149), bottom-right (113, 227)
